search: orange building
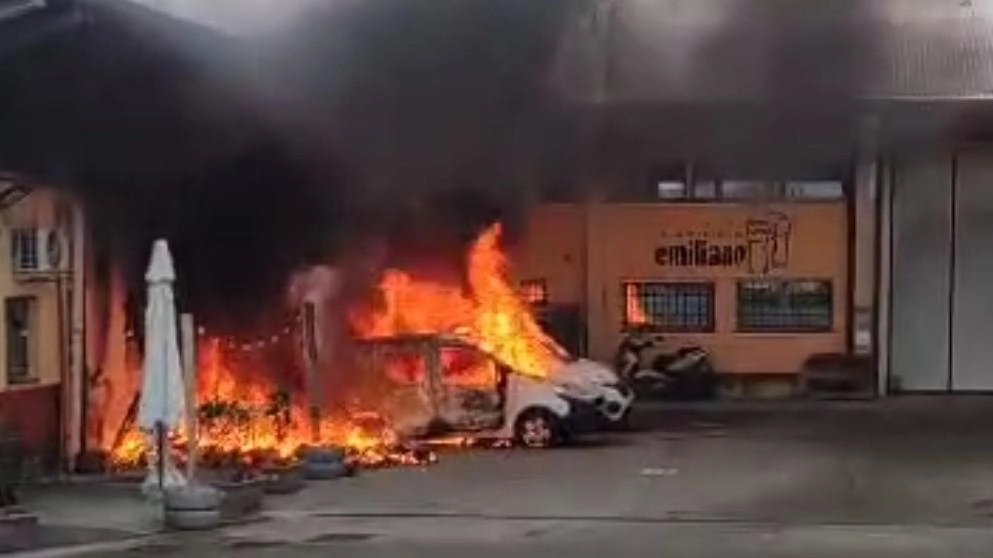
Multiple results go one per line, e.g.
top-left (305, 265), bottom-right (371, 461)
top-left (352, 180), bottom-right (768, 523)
top-left (0, 182), bottom-right (82, 473)
top-left (512, 179), bottom-right (851, 397)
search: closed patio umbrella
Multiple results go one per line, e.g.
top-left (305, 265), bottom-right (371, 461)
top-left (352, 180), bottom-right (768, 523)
top-left (137, 239), bottom-right (187, 496)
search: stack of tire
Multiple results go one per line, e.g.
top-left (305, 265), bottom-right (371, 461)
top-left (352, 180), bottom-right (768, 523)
top-left (300, 446), bottom-right (351, 480)
top-left (163, 485), bottom-right (223, 530)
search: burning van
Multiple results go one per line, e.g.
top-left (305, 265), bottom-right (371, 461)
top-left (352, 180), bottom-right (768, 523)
top-left (352, 333), bottom-right (600, 448)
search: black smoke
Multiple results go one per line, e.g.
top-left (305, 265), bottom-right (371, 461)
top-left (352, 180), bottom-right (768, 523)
top-left (594, 0), bottom-right (885, 180)
top-left (0, 0), bottom-right (583, 333)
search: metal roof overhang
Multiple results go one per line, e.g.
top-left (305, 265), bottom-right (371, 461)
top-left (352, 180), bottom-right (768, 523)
top-left (551, 0), bottom-right (993, 155)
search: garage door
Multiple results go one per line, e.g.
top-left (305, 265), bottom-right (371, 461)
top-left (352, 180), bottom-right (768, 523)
top-left (890, 149), bottom-right (993, 392)
top-left (951, 150), bottom-right (993, 391)
top-left (890, 154), bottom-right (952, 391)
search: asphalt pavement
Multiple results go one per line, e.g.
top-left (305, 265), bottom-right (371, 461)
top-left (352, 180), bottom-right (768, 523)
top-left (19, 397), bottom-right (993, 557)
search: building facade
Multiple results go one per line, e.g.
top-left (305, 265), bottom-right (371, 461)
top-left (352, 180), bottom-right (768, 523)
top-left (513, 174), bottom-right (853, 396)
top-left (0, 182), bottom-right (77, 472)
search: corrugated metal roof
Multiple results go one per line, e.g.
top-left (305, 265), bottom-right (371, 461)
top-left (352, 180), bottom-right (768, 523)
top-left (112, 0), bottom-right (327, 37)
top-left (553, 0), bottom-right (993, 104)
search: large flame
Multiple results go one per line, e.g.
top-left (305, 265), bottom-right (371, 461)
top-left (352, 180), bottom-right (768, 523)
top-left (352, 223), bottom-right (565, 378)
top-left (108, 223), bottom-right (558, 469)
top-left (624, 283), bottom-right (652, 327)
top-left (111, 337), bottom-right (431, 469)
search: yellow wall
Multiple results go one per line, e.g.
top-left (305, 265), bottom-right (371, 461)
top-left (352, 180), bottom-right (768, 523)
top-left (514, 202), bottom-right (849, 374)
top-left (509, 204), bottom-right (585, 305)
top-left (0, 189), bottom-right (70, 392)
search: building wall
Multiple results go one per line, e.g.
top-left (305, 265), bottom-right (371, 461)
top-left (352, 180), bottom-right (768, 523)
top-left (514, 201), bottom-right (849, 375)
top-left (509, 204), bottom-right (585, 306)
top-left (0, 188), bottom-right (71, 469)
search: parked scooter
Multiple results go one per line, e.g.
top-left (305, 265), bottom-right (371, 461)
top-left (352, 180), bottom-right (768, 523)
top-left (614, 331), bottom-right (718, 400)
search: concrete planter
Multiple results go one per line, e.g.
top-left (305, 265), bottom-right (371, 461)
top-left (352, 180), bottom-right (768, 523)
top-left (213, 478), bottom-right (265, 519)
top-left (301, 460), bottom-right (351, 480)
top-left (163, 485), bottom-right (222, 531)
top-left (0, 508), bottom-right (38, 535)
top-left (0, 508), bottom-right (38, 551)
top-left (261, 464), bottom-right (304, 495)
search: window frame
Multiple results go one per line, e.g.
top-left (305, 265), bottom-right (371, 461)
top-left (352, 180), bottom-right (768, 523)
top-left (5, 295), bottom-right (37, 385)
top-left (10, 228), bottom-right (38, 272)
top-left (783, 180), bottom-right (846, 200)
top-left (735, 278), bottom-right (834, 333)
top-left (621, 281), bottom-right (717, 333)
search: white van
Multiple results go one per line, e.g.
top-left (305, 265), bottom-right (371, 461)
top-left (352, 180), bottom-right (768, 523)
top-left (549, 359), bottom-right (634, 427)
top-left (353, 334), bottom-right (601, 448)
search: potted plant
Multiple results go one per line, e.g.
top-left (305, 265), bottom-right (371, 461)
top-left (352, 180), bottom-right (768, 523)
top-left (258, 391), bottom-right (304, 494)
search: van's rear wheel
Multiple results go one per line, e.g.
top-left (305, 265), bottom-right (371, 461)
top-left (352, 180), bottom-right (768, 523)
top-left (515, 409), bottom-right (561, 449)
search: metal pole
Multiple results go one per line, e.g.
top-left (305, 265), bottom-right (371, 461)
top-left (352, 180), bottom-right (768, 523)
top-left (302, 302), bottom-right (321, 443)
top-left (54, 272), bottom-right (68, 472)
top-left (69, 202), bottom-right (87, 469)
top-left (180, 314), bottom-right (197, 482)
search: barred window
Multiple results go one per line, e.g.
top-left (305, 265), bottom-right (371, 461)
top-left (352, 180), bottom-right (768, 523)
top-left (5, 296), bottom-right (36, 384)
top-left (622, 282), bottom-right (715, 332)
top-left (737, 279), bottom-right (833, 332)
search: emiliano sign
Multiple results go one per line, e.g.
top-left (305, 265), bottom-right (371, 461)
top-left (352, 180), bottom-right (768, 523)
top-left (653, 211), bottom-right (793, 275)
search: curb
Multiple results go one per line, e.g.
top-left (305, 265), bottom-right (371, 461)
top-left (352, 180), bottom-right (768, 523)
top-left (7, 534), bottom-right (162, 558)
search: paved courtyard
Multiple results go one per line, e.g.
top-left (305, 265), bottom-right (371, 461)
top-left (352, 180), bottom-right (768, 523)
top-left (20, 398), bottom-right (993, 557)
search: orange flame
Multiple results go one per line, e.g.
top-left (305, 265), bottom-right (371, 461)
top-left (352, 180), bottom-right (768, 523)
top-left (109, 338), bottom-right (432, 469)
top-left (352, 223), bottom-right (565, 378)
top-left (108, 223), bottom-right (556, 469)
top-left (624, 284), bottom-right (652, 327)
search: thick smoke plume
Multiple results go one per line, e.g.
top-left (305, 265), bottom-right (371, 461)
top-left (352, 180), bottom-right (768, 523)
top-left (13, 0), bottom-right (967, 331)
top-left (79, 0), bottom-right (584, 332)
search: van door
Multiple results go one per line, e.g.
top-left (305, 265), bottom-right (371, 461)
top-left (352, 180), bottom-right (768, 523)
top-left (436, 345), bottom-right (504, 431)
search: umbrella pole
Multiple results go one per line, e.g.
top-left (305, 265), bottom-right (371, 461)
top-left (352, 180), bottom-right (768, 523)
top-left (156, 421), bottom-right (164, 494)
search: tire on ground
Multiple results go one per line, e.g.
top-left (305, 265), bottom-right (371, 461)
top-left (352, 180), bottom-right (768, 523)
top-left (514, 408), bottom-right (562, 449)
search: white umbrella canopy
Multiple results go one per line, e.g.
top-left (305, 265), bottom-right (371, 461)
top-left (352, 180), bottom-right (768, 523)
top-left (137, 239), bottom-right (187, 495)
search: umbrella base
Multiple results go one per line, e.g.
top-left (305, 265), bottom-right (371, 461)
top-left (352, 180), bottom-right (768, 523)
top-left (140, 431), bottom-right (186, 499)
